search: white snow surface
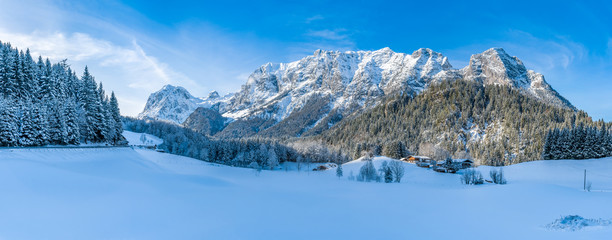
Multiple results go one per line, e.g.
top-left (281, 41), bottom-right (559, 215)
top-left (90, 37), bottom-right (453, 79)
top-left (1, 149), bottom-right (611, 239)
top-left (123, 130), bottom-right (163, 146)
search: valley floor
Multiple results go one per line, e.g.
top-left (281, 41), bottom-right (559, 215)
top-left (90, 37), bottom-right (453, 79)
top-left (0, 147), bottom-right (611, 239)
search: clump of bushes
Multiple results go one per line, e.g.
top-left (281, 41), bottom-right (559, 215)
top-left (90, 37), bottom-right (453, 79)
top-left (489, 168), bottom-right (507, 184)
top-left (354, 159), bottom-right (406, 183)
top-left (461, 168), bottom-right (484, 185)
top-left (357, 160), bottom-right (378, 182)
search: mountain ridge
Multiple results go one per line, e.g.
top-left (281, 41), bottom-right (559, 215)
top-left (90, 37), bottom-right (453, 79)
top-left (139, 47), bottom-right (574, 138)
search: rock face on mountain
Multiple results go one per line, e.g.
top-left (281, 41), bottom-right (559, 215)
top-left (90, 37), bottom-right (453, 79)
top-left (461, 48), bottom-right (573, 109)
top-left (218, 47), bottom-right (463, 137)
top-left (224, 47), bottom-right (458, 121)
top-left (138, 85), bottom-right (232, 124)
top-left (182, 107), bottom-right (229, 136)
top-left (139, 47), bottom-right (573, 138)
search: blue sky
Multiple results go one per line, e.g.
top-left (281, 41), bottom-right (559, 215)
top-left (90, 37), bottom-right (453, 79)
top-left (1, 0), bottom-right (611, 119)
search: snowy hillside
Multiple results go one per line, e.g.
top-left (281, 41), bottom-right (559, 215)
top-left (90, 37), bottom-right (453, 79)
top-left (139, 47), bottom-right (572, 137)
top-left (1, 148), bottom-right (611, 239)
top-left (123, 130), bottom-right (163, 146)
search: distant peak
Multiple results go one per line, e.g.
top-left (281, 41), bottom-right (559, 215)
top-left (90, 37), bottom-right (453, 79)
top-left (376, 47), bottom-right (394, 53)
top-left (160, 84), bottom-right (189, 92)
top-left (480, 47), bottom-right (510, 57)
top-left (208, 91), bottom-right (220, 99)
top-left (415, 47), bottom-right (433, 53)
top-left (313, 49), bottom-right (339, 56)
top-left (411, 48), bottom-right (444, 59)
top-left (161, 84), bottom-right (178, 90)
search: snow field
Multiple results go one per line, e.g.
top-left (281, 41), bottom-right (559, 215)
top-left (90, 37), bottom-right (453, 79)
top-left (123, 130), bottom-right (164, 146)
top-left (0, 149), bottom-right (611, 239)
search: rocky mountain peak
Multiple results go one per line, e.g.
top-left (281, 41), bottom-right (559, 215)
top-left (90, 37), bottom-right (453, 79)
top-left (463, 47), bottom-right (530, 88)
top-left (138, 85), bottom-right (233, 124)
top-left (461, 48), bottom-right (573, 109)
top-left (208, 91), bottom-right (220, 99)
top-left (158, 85), bottom-right (194, 98)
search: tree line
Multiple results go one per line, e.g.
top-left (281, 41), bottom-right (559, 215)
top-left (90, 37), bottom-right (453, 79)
top-left (542, 122), bottom-right (612, 160)
top-left (123, 117), bottom-right (351, 170)
top-left (0, 41), bottom-right (123, 146)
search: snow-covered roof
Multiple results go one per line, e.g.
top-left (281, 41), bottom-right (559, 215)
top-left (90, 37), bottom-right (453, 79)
top-left (455, 159), bottom-right (474, 163)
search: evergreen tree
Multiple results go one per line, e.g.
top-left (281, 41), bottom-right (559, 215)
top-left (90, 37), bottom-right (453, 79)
top-left (542, 130), bottom-right (553, 160)
top-left (80, 66), bottom-right (105, 142)
top-left (46, 100), bottom-right (68, 144)
top-left (267, 146), bottom-right (279, 170)
top-left (0, 43), bottom-right (121, 147)
top-left (109, 92), bottom-right (123, 144)
top-left (336, 164), bottom-right (343, 178)
top-left (65, 100), bottom-right (81, 145)
top-left (0, 99), bottom-right (18, 146)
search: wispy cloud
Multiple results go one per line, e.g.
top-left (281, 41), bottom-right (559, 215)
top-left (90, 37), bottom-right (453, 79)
top-left (305, 15), bottom-right (324, 24)
top-left (307, 29), bottom-right (350, 41)
top-left (0, 29), bottom-right (197, 116)
top-left (443, 30), bottom-right (588, 73)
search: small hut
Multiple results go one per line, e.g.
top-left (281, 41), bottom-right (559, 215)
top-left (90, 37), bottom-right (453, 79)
top-left (455, 159), bottom-right (474, 169)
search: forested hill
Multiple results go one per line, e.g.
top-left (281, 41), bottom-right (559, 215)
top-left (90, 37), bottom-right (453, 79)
top-left (0, 41), bottom-right (124, 146)
top-left (318, 80), bottom-right (609, 166)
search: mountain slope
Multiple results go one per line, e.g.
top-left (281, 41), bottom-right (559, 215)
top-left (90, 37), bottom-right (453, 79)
top-left (218, 48), bottom-right (460, 137)
top-left (182, 107), bottom-right (229, 136)
top-left (318, 80), bottom-right (590, 165)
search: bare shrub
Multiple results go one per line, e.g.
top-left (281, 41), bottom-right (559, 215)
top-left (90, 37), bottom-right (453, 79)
top-left (461, 168), bottom-right (484, 185)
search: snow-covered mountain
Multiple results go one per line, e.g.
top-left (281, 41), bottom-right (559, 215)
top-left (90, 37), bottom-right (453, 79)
top-left (138, 85), bottom-right (233, 124)
top-left (224, 47), bottom-right (458, 120)
top-left (461, 48), bottom-right (573, 108)
top-left (139, 47), bottom-right (573, 137)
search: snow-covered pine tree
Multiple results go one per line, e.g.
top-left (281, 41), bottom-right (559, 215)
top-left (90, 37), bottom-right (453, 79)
top-left (0, 98), bottom-right (18, 146)
top-left (97, 82), bottom-right (112, 142)
top-left (267, 146), bottom-right (279, 170)
top-left (80, 66), bottom-right (105, 143)
top-left (18, 101), bottom-right (36, 146)
top-left (31, 102), bottom-right (49, 146)
top-left (0, 43), bottom-right (122, 147)
top-left (64, 101), bottom-right (81, 145)
top-left (0, 44), bottom-right (16, 98)
top-left (36, 56), bottom-right (49, 100)
top-left (20, 49), bottom-right (37, 100)
top-left (541, 129), bottom-right (553, 160)
top-left (584, 126), bottom-right (597, 159)
top-left (109, 92), bottom-right (123, 144)
top-left (597, 124), bottom-right (608, 158)
top-left (12, 51), bottom-right (24, 99)
top-left (47, 100), bottom-right (68, 145)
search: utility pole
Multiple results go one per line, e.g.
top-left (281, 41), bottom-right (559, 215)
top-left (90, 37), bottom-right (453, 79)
top-left (584, 169), bottom-right (587, 191)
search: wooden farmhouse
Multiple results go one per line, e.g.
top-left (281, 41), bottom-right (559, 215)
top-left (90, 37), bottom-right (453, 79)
top-left (402, 156), bottom-right (432, 164)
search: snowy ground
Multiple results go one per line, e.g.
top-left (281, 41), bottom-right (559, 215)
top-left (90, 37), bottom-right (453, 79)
top-left (123, 130), bottom-right (163, 146)
top-left (1, 147), bottom-right (611, 239)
